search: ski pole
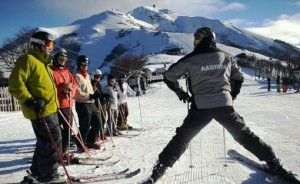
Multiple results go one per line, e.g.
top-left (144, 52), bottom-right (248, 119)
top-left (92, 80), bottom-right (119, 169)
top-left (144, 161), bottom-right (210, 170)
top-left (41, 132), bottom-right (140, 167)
top-left (99, 104), bottom-right (116, 148)
top-left (223, 127), bottom-right (228, 167)
top-left (65, 94), bottom-right (72, 166)
top-left (137, 94), bottom-right (144, 129)
top-left (58, 110), bottom-right (99, 167)
top-left (97, 98), bottom-right (106, 151)
top-left (185, 76), bottom-right (194, 168)
top-left (108, 108), bottom-right (116, 147)
top-left (39, 114), bottom-right (73, 184)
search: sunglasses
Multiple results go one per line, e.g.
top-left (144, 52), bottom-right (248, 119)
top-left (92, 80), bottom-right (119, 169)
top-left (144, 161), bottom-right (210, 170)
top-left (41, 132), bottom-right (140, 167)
top-left (109, 80), bottom-right (116, 83)
top-left (94, 75), bottom-right (101, 78)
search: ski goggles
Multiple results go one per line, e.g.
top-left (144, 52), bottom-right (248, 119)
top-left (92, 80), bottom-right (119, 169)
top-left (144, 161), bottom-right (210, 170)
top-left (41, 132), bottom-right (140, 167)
top-left (80, 61), bottom-right (89, 66)
top-left (58, 55), bottom-right (67, 61)
top-left (30, 38), bottom-right (55, 48)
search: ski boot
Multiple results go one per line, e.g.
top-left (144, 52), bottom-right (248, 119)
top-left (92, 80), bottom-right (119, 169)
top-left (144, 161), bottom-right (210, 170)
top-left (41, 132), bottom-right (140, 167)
top-left (267, 158), bottom-right (300, 184)
top-left (143, 160), bottom-right (167, 184)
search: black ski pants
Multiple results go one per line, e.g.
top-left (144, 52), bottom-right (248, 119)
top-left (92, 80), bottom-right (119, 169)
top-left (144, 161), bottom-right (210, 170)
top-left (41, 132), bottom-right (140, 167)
top-left (75, 102), bottom-right (101, 144)
top-left (158, 106), bottom-right (276, 167)
top-left (30, 113), bottom-right (61, 182)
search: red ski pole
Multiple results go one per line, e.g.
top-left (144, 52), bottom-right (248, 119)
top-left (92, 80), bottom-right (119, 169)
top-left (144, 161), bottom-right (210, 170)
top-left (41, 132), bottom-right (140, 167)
top-left (57, 110), bottom-right (99, 167)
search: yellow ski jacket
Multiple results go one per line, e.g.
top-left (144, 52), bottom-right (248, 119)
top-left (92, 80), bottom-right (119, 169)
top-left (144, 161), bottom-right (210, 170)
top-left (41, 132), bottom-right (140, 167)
top-left (8, 49), bottom-right (59, 120)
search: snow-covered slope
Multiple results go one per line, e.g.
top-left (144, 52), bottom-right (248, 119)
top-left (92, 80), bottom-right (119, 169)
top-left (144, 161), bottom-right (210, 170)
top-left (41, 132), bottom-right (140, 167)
top-left (1, 67), bottom-right (300, 183)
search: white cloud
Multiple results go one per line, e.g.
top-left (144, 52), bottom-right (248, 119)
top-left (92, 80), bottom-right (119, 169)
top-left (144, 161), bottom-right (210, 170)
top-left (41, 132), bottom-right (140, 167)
top-left (293, 1), bottom-right (300, 6)
top-left (246, 14), bottom-right (300, 47)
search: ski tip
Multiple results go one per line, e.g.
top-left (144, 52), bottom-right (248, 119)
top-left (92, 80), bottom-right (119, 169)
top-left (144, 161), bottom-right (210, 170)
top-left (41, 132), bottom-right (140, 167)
top-left (125, 168), bottom-right (141, 178)
top-left (227, 149), bottom-right (237, 154)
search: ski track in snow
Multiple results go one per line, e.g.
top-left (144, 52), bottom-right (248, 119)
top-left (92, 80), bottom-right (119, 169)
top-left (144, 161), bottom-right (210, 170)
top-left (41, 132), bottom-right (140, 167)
top-left (0, 69), bottom-right (300, 183)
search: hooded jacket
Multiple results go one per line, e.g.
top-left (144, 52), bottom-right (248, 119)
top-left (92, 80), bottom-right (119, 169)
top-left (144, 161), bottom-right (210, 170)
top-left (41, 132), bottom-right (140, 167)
top-left (50, 65), bottom-right (77, 108)
top-left (8, 49), bottom-right (59, 120)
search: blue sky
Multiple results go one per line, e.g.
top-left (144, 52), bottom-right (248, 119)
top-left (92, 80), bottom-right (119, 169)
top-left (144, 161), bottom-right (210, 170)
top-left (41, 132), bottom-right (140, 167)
top-left (1, 0), bottom-right (300, 47)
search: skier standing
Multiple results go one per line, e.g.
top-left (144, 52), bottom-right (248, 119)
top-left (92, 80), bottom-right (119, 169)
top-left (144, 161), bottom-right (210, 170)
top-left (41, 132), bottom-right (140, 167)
top-left (267, 74), bottom-right (271, 92)
top-left (102, 74), bottom-right (120, 136)
top-left (116, 74), bottom-right (136, 130)
top-left (50, 48), bottom-right (77, 161)
top-left (74, 55), bottom-right (101, 151)
top-left (8, 31), bottom-right (67, 183)
top-left (91, 69), bottom-right (107, 140)
top-left (276, 75), bottom-right (281, 92)
top-left (143, 27), bottom-right (299, 184)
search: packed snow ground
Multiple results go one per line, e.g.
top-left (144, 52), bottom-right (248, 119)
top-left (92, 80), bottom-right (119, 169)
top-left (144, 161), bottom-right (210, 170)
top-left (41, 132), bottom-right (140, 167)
top-left (0, 68), bottom-right (299, 184)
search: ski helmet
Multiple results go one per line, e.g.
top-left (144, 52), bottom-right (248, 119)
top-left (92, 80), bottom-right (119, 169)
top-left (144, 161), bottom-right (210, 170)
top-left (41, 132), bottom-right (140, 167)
top-left (77, 55), bottom-right (89, 66)
top-left (119, 74), bottom-right (127, 81)
top-left (93, 69), bottom-right (102, 77)
top-left (52, 48), bottom-right (67, 63)
top-left (30, 31), bottom-right (55, 48)
top-left (94, 69), bottom-right (102, 75)
top-left (193, 27), bottom-right (216, 48)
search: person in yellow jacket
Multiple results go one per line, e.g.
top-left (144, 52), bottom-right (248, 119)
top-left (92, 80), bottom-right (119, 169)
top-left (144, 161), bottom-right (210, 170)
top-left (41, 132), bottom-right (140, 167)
top-left (8, 31), bottom-right (66, 183)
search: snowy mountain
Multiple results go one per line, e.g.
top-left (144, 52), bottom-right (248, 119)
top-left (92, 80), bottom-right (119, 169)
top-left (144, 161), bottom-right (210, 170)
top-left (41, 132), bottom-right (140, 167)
top-left (37, 6), bottom-right (299, 72)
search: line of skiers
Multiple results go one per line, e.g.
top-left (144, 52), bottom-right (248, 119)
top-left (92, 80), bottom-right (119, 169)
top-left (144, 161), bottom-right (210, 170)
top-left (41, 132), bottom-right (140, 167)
top-left (267, 74), bottom-right (299, 93)
top-left (8, 30), bottom-right (137, 183)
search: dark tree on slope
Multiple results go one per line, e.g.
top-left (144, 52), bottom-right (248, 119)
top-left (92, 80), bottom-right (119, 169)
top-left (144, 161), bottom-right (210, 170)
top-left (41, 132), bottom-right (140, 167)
top-left (0, 70), bottom-right (8, 87)
top-left (0, 27), bottom-right (35, 71)
top-left (110, 53), bottom-right (148, 77)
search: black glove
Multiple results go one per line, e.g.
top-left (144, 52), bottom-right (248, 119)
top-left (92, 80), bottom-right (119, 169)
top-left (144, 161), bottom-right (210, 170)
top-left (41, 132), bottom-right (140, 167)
top-left (230, 78), bottom-right (243, 100)
top-left (89, 91), bottom-right (101, 100)
top-left (136, 91), bottom-right (141, 96)
top-left (25, 97), bottom-right (46, 113)
top-left (176, 89), bottom-right (190, 103)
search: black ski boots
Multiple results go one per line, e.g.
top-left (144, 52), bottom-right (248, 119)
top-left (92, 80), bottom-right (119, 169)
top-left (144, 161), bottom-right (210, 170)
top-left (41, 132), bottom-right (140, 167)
top-left (267, 158), bottom-right (300, 184)
top-left (143, 160), bottom-right (167, 184)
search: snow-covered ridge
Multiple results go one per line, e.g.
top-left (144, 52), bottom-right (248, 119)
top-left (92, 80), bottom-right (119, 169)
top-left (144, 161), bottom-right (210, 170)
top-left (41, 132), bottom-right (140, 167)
top-left (35, 5), bottom-right (299, 72)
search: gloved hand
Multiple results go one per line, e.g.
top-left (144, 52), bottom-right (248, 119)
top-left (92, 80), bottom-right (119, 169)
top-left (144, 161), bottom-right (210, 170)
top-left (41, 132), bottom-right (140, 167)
top-left (176, 89), bottom-right (190, 103)
top-left (25, 97), bottom-right (46, 113)
top-left (136, 91), bottom-right (141, 96)
top-left (89, 91), bottom-right (101, 100)
top-left (63, 82), bottom-right (72, 94)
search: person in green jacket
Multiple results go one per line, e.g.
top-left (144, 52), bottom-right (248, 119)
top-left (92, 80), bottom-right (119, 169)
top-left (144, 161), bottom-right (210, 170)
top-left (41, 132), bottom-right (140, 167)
top-left (8, 31), bottom-right (67, 183)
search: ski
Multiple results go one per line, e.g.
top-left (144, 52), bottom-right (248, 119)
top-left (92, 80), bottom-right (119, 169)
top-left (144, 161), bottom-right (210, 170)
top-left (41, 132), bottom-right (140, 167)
top-left (25, 156), bottom-right (116, 165)
top-left (69, 159), bottom-right (120, 166)
top-left (228, 149), bottom-right (300, 183)
top-left (117, 133), bottom-right (142, 138)
top-left (13, 150), bottom-right (34, 154)
top-left (74, 155), bottom-right (112, 162)
top-left (71, 168), bottom-right (141, 183)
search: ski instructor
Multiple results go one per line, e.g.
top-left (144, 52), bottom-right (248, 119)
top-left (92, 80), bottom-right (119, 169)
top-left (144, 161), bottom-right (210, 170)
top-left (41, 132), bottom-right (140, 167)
top-left (143, 27), bottom-right (299, 184)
